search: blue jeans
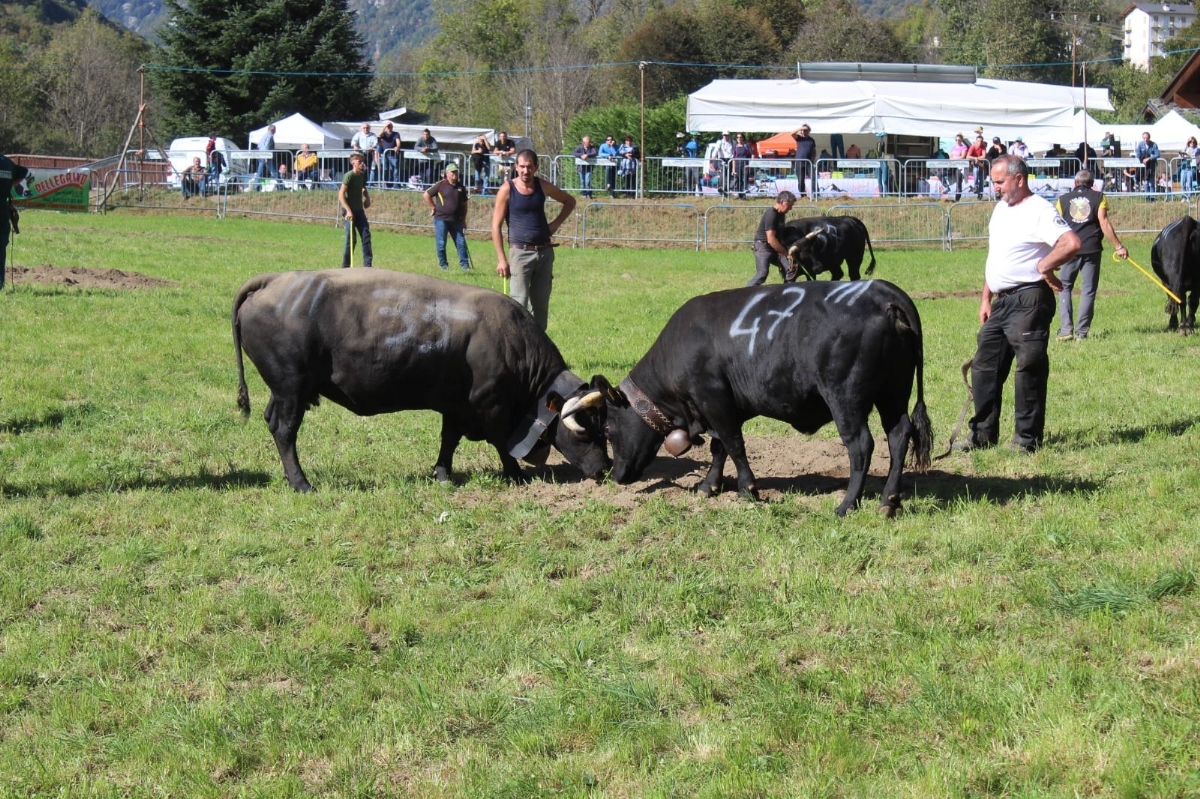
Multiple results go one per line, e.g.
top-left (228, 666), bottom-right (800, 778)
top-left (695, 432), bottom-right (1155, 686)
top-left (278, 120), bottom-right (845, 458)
top-left (255, 156), bottom-right (278, 182)
top-left (342, 209), bottom-right (372, 268)
top-left (181, 176), bottom-right (205, 198)
top-left (1181, 166), bottom-right (1196, 194)
top-left (579, 168), bottom-right (593, 197)
top-left (434, 218), bottom-right (470, 270)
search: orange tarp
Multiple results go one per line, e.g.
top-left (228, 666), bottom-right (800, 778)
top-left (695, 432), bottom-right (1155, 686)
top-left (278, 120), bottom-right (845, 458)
top-left (754, 131), bottom-right (797, 157)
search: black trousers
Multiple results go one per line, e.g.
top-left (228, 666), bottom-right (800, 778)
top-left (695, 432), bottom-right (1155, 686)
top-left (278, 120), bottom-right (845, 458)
top-left (968, 282), bottom-right (1055, 449)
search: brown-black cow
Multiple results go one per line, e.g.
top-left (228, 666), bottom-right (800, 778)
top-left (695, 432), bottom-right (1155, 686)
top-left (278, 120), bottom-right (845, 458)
top-left (1150, 216), bottom-right (1200, 333)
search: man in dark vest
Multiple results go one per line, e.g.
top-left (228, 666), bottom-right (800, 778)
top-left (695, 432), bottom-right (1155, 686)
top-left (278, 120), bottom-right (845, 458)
top-left (1055, 169), bottom-right (1128, 341)
top-left (491, 149), bottom-right (576, 330)
top-left (1, 153), bottom-right (31, 288)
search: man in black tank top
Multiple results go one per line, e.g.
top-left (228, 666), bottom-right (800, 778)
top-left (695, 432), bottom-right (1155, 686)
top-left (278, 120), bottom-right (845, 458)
top-left (491, 149), bottom-right (577, 330)
top-left (1055, 169), bottom-right (1127, 340)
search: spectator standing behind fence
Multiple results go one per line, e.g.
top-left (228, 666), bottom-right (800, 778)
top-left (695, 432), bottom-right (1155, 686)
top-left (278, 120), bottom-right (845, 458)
top-left (416, 129), bottom-right (439, 186)
top-left (732, 134), bottom-right (754, 199)
top-left (2, 152), bottom-right (31, 287)
top-left (791, 125), bottom-right (816, 199)
top-left (295, 144), bottom-right (317, 183)
top-left (1074, 141), bottom-right (1098, 174)
top-left (377, 122), bottom-right (401, 188)
top-left (208, 147), bottom-right (226, 189)
top-left (598, 135), bottom-right (619, 197)
top-left (1136, 132), bottom-right (1160, 193)
top-left (748, 190), bottom-right (799, 286)
top-left (686, 132), bottom-right (700, 195)
top-left (987, 137), bottom-right (1007, 161)
top-left (572, 136), bottom-right (598, 199)
top-left (351, 123), bottom-right (378, 184)
top-left (470, 135), bottom-right (491, 195)
top-left (339, 152), bottom-right (372, 269)
top-left (1181, 137), bottom-right (1200, 196)
top-left (1009, 137), bottom-right (1030, 159)
top-left (949, 132), bottom-right (969, 201)
top-left (953, 155), bottom-right (1079, 454)
top-left (1055, 169), bottom-right (1126, 342)
top-left (255, 124), bottom-right (278, 188)
top-left (424, 163), bottom-right (470, 272)
top-left (492, 149), bottom-right (576, 330)
top-left (181, 157), bottom-right (207, 199)
top-left (716, 132), bottom-right (735, 197)
top-left (617, 135), bottom-right (639, 196)
top-left (967, 135), bottom-right (988, 199)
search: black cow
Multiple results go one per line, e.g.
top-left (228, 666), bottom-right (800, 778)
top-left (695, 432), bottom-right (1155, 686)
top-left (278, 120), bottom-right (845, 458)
top-left (599, 279), bottom-right (932, 516)
top-left (779, 216), bottom-right (877, 281)
top-left (1150, 216), bottom-right (1200, 333)
top-left (233, 270), bottom-right (610, 490)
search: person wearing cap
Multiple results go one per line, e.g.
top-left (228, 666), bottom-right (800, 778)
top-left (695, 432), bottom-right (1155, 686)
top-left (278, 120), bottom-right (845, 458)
top-left (424, 162), bottom-right (470, 271)
top-left (987, 136), bottom-right (1007, 162)
top-left (1009, 136), bottom-right (1030, 159)
top-left (791, 124), bottom-right (816, 198)
top-left (376, 121), bottom-right (401, 187)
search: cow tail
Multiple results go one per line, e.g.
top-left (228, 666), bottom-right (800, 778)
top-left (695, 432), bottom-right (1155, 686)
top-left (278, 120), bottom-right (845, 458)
top-left (861, 219), bottom-right (877, 276)
top-left (887, 301), bottom-right (932, 472)
top-left (232, 274), bottom-right (274, 418)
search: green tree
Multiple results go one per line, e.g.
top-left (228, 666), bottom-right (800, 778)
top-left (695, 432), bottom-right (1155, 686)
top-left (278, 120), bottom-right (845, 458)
top-left (786, 0), bottom-right (913, 64)
top-left (152, 0), bottom-right (377, 141)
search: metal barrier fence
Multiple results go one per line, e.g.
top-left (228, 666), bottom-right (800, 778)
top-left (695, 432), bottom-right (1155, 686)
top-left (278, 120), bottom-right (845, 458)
top-left (812, 158), bottom-right (897, 199)
top-left (826, 203), bottom-right (949, 250)
top-left (579, 202), bottom-right (701, 249)
top-left (700, 203), bottom-right (822, 250)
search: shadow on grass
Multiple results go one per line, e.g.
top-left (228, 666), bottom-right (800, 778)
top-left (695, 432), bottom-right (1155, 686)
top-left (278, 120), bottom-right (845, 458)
top-left (0, 410), bottom-right (68, 434)
top-left (1048, 415), bottom-right (1200, 447)
top-left (0, 468), bottom-right (273, 498)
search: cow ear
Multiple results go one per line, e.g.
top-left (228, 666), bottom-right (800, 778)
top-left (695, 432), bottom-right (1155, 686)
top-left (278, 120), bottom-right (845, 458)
top-left (590, 375), bottom-right (627, 406)
top-left (545, 392), bottom-right (564, 413)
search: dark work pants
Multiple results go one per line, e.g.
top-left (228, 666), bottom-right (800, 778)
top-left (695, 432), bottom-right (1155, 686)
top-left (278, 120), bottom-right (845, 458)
top-left (968, 283), bottom-right (1055, 449)
top-left (1058, 251), bottom-right (1101, 339)
top-left (748, 240), bottom-right (793, 286)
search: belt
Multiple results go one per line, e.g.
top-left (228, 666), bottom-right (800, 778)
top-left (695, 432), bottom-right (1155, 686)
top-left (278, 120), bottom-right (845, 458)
top-left (992, 282), bottom-right (1045, 299)
top-left (511, 242), bottom-right (553, 252)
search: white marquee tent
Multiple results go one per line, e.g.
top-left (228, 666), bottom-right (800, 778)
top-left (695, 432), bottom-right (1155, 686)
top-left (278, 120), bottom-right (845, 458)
top-left (248, 113), bottom-right (344, 151)
top-left (324, 122), bottom-right (497, 148)
top-left (687, 77), bottom-right (1113, 152)
top-left (1070, 110), bottom-right (1200, 153)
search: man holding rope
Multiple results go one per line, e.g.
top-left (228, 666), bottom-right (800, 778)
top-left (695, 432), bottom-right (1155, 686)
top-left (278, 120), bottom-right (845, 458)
top-left (1055, 169), bottom-right (1127, 341)
top-left (955, 155), bottom-right (1080, 454)
top-left (339, 152), bottom-right (372, 268)
top-left (1, 153), bottom-right (30, 289)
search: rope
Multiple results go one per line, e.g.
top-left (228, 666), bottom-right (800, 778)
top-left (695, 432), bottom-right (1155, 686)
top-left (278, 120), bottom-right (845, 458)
top-left (933, 357), bottom-right (975, 461)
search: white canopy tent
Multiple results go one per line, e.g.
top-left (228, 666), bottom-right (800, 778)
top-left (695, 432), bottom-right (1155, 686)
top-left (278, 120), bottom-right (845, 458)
top-left (687, 77), bottom-right (1113, 153)
top-left (248, 113), bottom-right (344, 151)
top-left (1071, 110), bottom-right (1200, 153)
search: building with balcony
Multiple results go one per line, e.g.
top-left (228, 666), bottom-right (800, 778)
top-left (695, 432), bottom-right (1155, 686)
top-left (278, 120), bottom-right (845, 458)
top-left (1123, 3), bottom-right (1197, 70)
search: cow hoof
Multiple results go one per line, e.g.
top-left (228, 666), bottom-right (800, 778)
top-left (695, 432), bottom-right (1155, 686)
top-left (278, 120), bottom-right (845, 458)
top-left (698, 482), bottom-right (720, 497)
top-left (878, 503), bottom-right (897, 519)
top-left (290, 481), bottom-right (314, 493)
top-left (738, 487), bottom-right (760, 502)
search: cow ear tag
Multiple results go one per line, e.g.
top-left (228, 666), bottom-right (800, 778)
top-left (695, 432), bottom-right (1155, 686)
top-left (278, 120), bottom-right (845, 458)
top-left (664, 428), bottom-right (692, 456)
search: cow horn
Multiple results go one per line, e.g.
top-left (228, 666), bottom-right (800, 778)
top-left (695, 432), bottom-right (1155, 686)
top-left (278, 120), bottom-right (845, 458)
top-left (805, 229), bottom-right (821, 239)
top-left (561, 414), bottom-right (586, 434)
top-left (578, 390), bottom-right (604, 409)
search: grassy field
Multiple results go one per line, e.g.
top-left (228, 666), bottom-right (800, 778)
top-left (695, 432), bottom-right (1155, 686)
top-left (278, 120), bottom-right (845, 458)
top-left (1, 211), bottom-right (1198, 797)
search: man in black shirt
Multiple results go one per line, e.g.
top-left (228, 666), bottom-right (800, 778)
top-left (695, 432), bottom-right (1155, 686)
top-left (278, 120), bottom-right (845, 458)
top-left (747, 190), bottom-right (798, 286)
top-left (423, 163), bottom-right (471, 271)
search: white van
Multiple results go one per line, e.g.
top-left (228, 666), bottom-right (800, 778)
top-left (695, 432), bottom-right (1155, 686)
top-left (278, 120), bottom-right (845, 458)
top-left (164, 136), bottom-right (239, 190)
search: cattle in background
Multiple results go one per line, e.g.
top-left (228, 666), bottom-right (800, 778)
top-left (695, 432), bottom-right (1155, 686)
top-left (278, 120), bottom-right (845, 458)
top-left (1150, 216), bottom-right (1200, 333)
top-left (599, 279), bottom-right (932, 517)
top-left (779, 215), bottom-right (877, 281)
top-left (233, 270), bottom-right (610, 491)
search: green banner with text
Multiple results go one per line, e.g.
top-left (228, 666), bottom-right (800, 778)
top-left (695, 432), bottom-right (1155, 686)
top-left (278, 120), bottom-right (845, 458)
top-left (12, 168), bottom-right (91, 212)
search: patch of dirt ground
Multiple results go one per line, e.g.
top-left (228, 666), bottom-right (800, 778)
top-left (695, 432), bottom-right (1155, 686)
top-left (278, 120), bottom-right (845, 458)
top-left (507, 434), bottom-right (896, 513)
top-left (8, 265), bottom-right (177, 290)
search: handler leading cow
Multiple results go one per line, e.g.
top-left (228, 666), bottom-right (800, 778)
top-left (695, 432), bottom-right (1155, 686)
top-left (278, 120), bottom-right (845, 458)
top-left (233, 270), bottom-right (611, 491)
top-left (598, 279), bottom-right (932, 517)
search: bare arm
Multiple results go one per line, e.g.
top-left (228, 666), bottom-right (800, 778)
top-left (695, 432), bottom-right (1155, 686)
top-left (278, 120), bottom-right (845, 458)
top-left (540, 179), bottom-right (577, 236)
top-left (423, 185), bottom-right (437, 215)
top-left (979, 283), bottom-right (995, 325)
top-left (765, 230), bottom-right (789, 259)
top-left (1036, 230), bottom-right (1081, 291)
top-left (492, 181), bottom-right (511, 277)
top-left (338, 182), bottom-right (351, 217)
top-left (1097, 206), bottom-right (1127, 258)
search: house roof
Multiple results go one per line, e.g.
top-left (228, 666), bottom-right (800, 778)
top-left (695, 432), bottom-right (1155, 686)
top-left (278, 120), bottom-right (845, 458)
top-left (1121, 3), bottom-right (1196, 19)
top-left (1161, 45), bottom-right (1200, 107)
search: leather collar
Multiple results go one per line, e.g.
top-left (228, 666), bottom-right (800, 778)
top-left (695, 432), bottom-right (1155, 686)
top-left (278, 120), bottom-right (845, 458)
top-left (618, 377), bottom-right (674, 437)
top-left (505, 370), bottom-right (585, 458)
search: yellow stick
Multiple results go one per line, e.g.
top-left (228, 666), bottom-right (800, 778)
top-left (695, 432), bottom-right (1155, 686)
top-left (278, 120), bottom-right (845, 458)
top-left (1116, 252), bottom-right (1182, 304)
top-left (504, 276), bottom-right (509, 295)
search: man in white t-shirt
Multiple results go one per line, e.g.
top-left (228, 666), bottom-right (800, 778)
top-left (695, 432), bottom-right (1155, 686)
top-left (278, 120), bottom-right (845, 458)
top-left (955, 154), bottom-right (1081, 454)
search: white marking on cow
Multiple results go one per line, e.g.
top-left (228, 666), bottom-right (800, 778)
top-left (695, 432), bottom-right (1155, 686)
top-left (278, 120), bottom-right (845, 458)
top-left (276, 273), bottom-right (312, 316)
top-left (371, 289), bottom-right (478, 354)
top-left (307, 278), bottom-right (327, 317)
top-left (288, 274), bottom-right (318, 318)
top-left (731, 287), bottom-right (808, 356)
top-left (729, 292), bottom-right (769, 356)
top-left (827, 280), bottom-right (873, 306)
top-left (766, 286), bottom-right (807, 341)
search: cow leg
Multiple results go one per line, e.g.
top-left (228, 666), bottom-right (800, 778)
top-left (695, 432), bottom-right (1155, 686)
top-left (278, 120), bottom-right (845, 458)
top-left (264, 393), bottom-right (312, 492)
top-left (495, 450), bottom-right (531, 484)
top-left (877, 401), bottom-right (913, 518)
top-left (1184, 290), bottom-right (1199, 334)
top-left (434, 419), bottom-right (462, 485)
top-left (828, 263), bottom-right (845, 281)
top-left (698, 437), bottom-right (729, 496)
top-left (832, 411), bottom-right (874, 517)
top-left (717, 428), bottom-right (759, 500)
